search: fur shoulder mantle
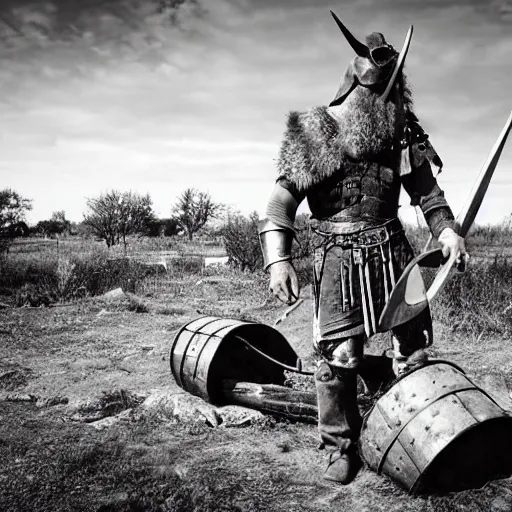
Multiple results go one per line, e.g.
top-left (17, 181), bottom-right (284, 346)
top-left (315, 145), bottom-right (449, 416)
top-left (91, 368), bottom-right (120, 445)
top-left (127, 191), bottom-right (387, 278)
top-left (276, 106), bottom-right (347, 192)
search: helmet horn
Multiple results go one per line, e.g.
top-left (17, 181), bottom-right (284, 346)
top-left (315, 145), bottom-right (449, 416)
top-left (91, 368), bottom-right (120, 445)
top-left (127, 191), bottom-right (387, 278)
top-left (381, 25), bottom-right (413, 101)
top-left (330, 10), bottom-right (369, 58)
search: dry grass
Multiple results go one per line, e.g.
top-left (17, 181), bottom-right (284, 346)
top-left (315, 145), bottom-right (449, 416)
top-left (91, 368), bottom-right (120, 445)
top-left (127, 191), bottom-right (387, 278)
top-left (3, 399), bottom-right (512, 512)
top-left (0, 406), bottom-right (320, 512)
top-left (433, 255), bottom-right (512, 337)
top-left (2, 229), bottom-right (512, 511)
top-left (4, 227), bottom-right (512, 335)
top-left (0, 237), bottom-right (222, 306)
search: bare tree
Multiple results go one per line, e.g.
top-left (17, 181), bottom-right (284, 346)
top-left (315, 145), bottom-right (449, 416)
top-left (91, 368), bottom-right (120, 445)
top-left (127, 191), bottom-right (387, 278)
top-left (84, 190), bottom-right (155, 248)
top-left (83, 191), bottom-right (118, 248)
top-left (117, 191), bottom-right (156, 247)
top-left (172, 188), bottom-right (221, 240)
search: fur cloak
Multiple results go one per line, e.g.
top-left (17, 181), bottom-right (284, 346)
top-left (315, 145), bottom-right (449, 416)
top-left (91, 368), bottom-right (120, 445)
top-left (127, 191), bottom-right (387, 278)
top-left (275, 106), bottom-right (443, 195)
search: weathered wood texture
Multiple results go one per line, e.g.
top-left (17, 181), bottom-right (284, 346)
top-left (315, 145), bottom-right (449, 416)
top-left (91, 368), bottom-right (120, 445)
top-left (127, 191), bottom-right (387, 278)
top-left (222, 381), bottom-right (318, 423)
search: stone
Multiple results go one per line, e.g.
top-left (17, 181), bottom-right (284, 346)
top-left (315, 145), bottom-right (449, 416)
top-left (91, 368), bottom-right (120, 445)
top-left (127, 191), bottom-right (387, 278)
top-left (101, 288), bottom-right (126, 301)
top-left (36, 396), bottom-right (69, 408)
top-left (216, 405), bottom-right (266, 427)
top-left (89, 409), bottom-right (133, 430)
top-left (68, 389), bottom-right (146, 423)
top-left (140, 391), bottom-right (220, 427)
top-left (4, 393), bottom-right (38, 402)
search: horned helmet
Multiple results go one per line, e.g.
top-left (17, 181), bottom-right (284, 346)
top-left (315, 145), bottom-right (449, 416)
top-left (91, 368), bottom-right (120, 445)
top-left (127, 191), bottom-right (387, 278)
top-left (329, 11), bottom-right (413, 107)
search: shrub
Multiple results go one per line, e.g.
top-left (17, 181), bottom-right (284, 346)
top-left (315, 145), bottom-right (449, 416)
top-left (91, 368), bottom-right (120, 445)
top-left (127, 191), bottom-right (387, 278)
top-left (292, 213), bottom-right (312, 260)
top-left (0, 252), bottom-right (152, 305)
top-left (222, 212), bottom-right (263, 272)
top-left (170, 255), bottom-right (203, 275)
top-left (145, 217), bottom-right (180, 237)
top-left (15, 284), bottom-right (58, 307)
top-left (222, 212), bottom-right (313, 274)
top-left (0, 257), bottom-right (58, 292)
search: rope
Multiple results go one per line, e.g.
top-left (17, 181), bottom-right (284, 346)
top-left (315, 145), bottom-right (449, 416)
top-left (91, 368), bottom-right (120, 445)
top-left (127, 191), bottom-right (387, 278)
top-left (233, 335), bottom-right (314, 376)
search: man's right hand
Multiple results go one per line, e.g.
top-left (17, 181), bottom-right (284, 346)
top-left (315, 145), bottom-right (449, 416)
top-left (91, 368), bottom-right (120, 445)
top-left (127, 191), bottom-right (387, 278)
top-left (269, 261), bottom-right (300, 305)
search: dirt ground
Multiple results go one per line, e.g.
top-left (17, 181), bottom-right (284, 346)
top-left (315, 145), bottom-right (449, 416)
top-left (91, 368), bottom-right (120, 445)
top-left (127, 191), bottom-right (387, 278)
top-left (2, 277), bottom-right (512, 512)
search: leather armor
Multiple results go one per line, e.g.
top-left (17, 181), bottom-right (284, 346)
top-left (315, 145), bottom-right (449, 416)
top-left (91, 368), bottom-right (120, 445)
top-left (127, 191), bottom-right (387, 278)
top-left (273, 107), bottom-right (454, 237)
top-left (305, 158), bottom-right (401, 223)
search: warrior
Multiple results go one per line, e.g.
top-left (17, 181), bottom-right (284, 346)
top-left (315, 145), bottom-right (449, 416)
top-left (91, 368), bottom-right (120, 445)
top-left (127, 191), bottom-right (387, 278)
top-left (258, 12), bottom-right (467, 485)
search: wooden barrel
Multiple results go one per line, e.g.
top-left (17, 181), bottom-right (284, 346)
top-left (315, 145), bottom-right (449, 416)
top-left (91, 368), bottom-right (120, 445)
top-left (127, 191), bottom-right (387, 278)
top-left (170, 316), bottom-right (299, 404)
top-left (359, 361), bottom-right (512, 494)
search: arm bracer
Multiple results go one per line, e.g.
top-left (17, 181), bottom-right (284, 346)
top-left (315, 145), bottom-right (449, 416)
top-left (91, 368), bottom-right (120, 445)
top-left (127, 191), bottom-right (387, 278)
top-left (258, 220), bottom-right (294, 270)
top-left (258, 183), bottom-right (299, 270)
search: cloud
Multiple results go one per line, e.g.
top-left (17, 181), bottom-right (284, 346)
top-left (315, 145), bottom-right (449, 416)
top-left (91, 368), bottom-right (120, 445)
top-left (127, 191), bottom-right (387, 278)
top-left (0, 0), bottom-right (511, 223)
top-left (0, 0), bottom-right (205, 53)
top-left (491, 0), bottom-right (512, 21)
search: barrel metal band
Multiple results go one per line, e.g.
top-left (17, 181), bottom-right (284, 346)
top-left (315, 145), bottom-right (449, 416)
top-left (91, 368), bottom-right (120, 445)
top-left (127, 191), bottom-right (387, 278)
top-left (191, 322), bottom-right (241, 380)
top-left (408, 392), bottom-right (510, 494)
top-left (172, 317), bottom-right (220, 386)
top-left (376, 384), bottom-right (477, 475)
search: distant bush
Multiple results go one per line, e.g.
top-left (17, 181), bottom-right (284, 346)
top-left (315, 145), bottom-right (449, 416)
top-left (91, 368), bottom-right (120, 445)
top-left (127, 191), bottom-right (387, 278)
top-left (222, 212), bottom-right (263, 272)
top-left (34, 211), bottom-right (72, 238)
top-left (168, 255), bottom-right (204, 275)
top-left (145, 218), bottom-right (180, 237)
top-left (69, 256), bottom-right (150, 297)
top-left (292, 214), bottom-right (312, 260)
top-left (222, 212), bottom-right (313, 274)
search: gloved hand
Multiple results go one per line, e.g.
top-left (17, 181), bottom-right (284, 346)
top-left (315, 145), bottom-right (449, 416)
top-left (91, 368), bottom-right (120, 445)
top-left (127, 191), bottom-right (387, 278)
top-left (269, 260), bottom-right (300, 305)
top-left (438, 227), bottom-right (468, 271)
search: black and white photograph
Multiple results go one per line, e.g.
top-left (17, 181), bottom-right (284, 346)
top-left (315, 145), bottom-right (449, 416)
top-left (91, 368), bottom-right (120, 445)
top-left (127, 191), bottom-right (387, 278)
top-left (1, 0), bottom-right (512, 510)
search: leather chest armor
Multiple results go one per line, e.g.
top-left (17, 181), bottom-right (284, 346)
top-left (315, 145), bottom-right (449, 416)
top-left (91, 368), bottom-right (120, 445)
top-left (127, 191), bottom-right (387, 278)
top-left (307, 154), bottom-right (401, 223)
top-left (273, 106), bottom-right (454, 237)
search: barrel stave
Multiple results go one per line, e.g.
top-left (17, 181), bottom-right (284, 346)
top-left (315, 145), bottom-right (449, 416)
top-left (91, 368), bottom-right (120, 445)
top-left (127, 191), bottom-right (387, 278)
top-left (359, 361), bottom-right (512, 493)
top-left (170, 316), bottom-right (299, 404)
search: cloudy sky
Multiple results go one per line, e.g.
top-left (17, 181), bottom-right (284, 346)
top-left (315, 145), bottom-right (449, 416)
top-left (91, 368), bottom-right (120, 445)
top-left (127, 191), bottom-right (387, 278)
top-left (0, 0), bottom-right (511, 225)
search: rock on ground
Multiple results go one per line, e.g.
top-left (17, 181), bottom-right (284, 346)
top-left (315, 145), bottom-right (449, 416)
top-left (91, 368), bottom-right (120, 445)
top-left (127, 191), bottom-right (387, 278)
top-left (66, 388), bottom-right (267, 429)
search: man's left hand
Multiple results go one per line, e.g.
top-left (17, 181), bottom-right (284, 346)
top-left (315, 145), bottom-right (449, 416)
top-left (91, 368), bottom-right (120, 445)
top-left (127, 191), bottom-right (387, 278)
top-left (438, 227), bottom-right (468, 271)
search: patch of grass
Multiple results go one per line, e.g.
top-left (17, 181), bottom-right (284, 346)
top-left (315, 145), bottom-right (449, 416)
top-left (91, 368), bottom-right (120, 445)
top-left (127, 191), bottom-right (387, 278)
top-left (125, 294), bottom-right (150, 313)
top-left (156, 305), bottom-right (190, 316)
top-left (0, 412), bottom-right (182, 512)
top-left (467, 223), bottom-right (512, 248)
top-left (0, 251), bottom-right (165, 306)
top-left (0, 408), bottom-right (313, 512)
top-left (433, 256), bottom-right (512, 336)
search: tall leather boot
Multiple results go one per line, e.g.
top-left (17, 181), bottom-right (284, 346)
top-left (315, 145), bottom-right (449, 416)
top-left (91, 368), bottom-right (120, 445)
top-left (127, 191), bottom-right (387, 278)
top-left (315, 361), bottom-right (363, 485)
